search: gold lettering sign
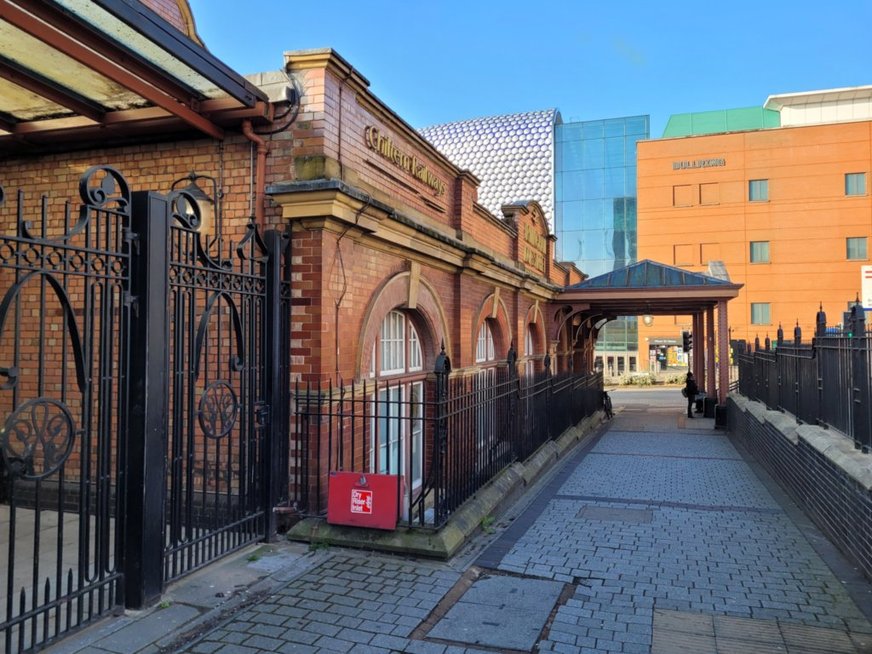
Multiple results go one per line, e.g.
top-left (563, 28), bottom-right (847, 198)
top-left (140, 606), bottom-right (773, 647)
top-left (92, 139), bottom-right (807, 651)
top-left (364, 126), bottom-right (446, 196)
top-left (523, 223), bottom-right (546, 272)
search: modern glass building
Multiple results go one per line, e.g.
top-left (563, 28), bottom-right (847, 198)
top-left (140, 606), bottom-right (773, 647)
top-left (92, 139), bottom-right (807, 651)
top-left (422, 112), bottom-right (650, 376)
top-left (555, 116), bottom-right (650, 371)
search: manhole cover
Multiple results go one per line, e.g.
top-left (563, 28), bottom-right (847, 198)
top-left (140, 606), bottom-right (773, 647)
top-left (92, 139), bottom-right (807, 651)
top-left (427, 575), bottom-right (563, 651)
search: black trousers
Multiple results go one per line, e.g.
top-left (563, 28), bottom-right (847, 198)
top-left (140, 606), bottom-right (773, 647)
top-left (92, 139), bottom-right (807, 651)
top-left (687, 397), bottom-right (695, 417)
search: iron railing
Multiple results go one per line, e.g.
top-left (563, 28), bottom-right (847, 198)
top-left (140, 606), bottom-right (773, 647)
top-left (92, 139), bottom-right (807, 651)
top-left (736, 305), bottom-right (872, 451)
top-left (1, 168), bottom-right (292, 652)
top-left (291, 355), bottom-right (602, 529)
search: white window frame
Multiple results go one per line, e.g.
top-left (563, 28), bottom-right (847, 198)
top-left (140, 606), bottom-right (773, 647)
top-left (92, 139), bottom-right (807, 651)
top-left (524, 328), bottom-right (535, 377)
top-left (379, 310), bottom-right (406, 375)
top-left (750, 241), bottom-right (770, 264)
top-left (370, 310), bottom-right (425, 492)
top-left (749, 179), bottom-right (769, 202)
top-left (847, 236), bottom-right (868, 261)
top-left (475, 321), bottom-right (496, 363)
top-left (846, 172), bottom-right (867, 197)
top-left (750, 302), bottom-right (771, 325)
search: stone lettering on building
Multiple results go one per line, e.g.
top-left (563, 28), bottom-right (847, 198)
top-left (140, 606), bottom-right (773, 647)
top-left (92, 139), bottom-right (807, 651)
top-left (523, 223), bottom-right (546, 273)
top-left (672, 158), bottom-right (726, 170)
top-left (364, 126), bottom-right (446, 196)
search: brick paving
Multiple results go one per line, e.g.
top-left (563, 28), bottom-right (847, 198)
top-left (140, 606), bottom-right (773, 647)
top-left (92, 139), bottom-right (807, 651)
top-left (169, 389), bottom-right (872, 653)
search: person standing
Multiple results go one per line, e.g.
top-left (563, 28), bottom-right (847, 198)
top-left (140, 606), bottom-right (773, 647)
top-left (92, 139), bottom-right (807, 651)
top-left (683, 372), bottom-right (699, 418)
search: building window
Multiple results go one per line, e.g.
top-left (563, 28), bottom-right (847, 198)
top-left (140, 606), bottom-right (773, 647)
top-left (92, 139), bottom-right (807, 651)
top-left (846, 173), bottom-right (867, 196)
top-left (700, 242), bottom-right (721, 265)
top-left (379, 310), bottom-right (406, 375)
top-left (673, 184), bottom-right (693, 207)
top-left (371, 310), bottom-right (425, 488)
top-left (475, 321), bottom-right (496, 363)
top-left (750, 241), bottom-right (770, 263)
top-left (750, 303), bottom-right (771, 325)
top-left (847, 237), bottom-right (868, 260)
top-left (749, 179), bottom-right (768, 202)
top-left (524, 327), bottom-right (535, 377)
top-left (673, 243), bottom-right (695, 266)
top-left (699, 182), bottom-right (719, 205)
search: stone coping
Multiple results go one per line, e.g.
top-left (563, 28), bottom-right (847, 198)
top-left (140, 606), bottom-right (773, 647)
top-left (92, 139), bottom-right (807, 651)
top-left (731, 393), bottom-right (872, 490)
top-left (285, 414), bottom-right (603, 559)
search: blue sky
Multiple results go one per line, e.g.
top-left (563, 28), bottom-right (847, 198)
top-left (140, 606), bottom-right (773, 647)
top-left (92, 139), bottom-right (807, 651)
top-left (189, 1), bottom-right (872, 137)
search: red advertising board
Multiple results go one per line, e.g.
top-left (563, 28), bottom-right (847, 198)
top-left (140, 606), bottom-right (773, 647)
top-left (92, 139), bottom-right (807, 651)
top-left (326, 471), bottom-right (404, 530)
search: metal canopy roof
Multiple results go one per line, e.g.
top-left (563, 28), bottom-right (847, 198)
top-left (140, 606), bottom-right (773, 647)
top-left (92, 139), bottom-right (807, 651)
top-left (0, 0), bottom-right (271, 153)
top-left (559, 260), bottom-right (742, 316)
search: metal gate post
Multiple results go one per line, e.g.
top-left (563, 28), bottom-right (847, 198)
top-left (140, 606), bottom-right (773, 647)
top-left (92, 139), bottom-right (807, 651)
top-left (263, 229), bottom-right (290, 538)
top-left (850, 305), bottom-right (870, 452)
top-left (123, 192), bottom-right (170, 608)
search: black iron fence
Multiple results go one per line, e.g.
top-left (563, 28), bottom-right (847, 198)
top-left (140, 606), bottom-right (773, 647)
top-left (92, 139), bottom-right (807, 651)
top-left (292, 350), bottom-right (602, 529)
top-left (736, 304), bottom-right (872, 451)
top-left (0, 168), bottom-right (291, 652)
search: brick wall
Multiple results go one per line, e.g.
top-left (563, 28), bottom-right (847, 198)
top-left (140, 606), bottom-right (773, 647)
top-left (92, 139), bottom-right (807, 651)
top-left (278, 50), bottom-right (572, 382)
top-left (729, 394), bottom-right (872, 581)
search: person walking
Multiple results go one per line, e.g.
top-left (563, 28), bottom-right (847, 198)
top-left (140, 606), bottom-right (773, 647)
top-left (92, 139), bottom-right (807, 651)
top-left (683, 372), bottom-right (698, 418)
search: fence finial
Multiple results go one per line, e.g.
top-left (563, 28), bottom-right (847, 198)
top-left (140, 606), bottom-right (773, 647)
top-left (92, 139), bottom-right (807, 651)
top-left (764, 334), bottom-right (771, 351)
top-left (435, 341), bottom-right (451, 374)
top-left (777, 323), bottom-right (784, 345)
top-left (816, 304), bottom-right (827, 337)
top-left (794, 320), bottom-right (802, 344)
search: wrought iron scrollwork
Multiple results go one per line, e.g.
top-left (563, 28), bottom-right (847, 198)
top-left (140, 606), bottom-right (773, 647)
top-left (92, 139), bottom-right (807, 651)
top-left (168, 189), bottom-right (202, 231)
top-left (1, 398), bottom-right (76, 480)
top-left (79, 165), bottom-right (130, 211)
top-left (18, 166), bottom-right (130, 242)
top-left (0, 365), bottom-right (18, 390)
top-left (197, 381), bottom-right (239, 439)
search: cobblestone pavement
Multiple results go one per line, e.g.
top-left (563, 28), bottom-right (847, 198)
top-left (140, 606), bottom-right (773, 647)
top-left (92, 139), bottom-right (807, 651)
top-left (173, 390), bottom-right (872, 654)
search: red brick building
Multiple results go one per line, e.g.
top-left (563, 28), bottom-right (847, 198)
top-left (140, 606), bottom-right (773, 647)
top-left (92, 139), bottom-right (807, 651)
top-left (0, 3), bottom-right (595, 647)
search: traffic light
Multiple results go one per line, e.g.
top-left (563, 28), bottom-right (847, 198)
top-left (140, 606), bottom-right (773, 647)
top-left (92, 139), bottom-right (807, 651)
top-left (682, 331), bottom-right (693, 352)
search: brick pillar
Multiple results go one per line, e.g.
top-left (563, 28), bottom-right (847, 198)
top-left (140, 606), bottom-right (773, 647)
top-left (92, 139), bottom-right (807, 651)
top-left (692, 313), bottom-right (703, 382)
top-left (717, 300), bottom-right (729, 404)
top-left (706, 306), bottom-right (716, 402)
top-left (453, 171), bottom-right (478, 236)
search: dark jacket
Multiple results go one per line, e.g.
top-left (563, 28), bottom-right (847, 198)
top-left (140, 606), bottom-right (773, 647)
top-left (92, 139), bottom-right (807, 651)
top-left (684, 376), bottom-right (699, 398)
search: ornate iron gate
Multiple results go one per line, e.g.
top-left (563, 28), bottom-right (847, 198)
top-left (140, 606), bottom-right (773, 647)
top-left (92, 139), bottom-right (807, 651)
top-left (0, 168), bottom-right (290, 651)
top-left (0, 168), bottom-right (130, 653)
top-left (161, 192), bottom-right (290, 583)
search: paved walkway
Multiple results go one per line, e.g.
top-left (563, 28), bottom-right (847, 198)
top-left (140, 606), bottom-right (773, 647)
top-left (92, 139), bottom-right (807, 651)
top-left (46, 389), bottom-right (872, 653)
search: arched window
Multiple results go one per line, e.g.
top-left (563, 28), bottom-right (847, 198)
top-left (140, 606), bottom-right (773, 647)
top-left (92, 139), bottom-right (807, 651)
top-left (475, 320), bottom-right (496, 363)
top-left (370, 310), bottom-right (424, 489)
top-left (524, 326), bottom-right (536, 377)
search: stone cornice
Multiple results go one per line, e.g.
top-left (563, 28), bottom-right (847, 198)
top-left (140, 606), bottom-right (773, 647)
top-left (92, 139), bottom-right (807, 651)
top-left (267, 179), bottom-right (563, 297)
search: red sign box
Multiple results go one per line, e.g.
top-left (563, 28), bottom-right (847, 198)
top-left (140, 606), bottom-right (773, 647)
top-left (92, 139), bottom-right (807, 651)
top-left (326, 471), bottom-right (403, 530)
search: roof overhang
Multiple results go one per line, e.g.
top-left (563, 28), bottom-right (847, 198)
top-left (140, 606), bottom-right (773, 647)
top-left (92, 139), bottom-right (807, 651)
top-left (764, 85), bottom-right (872, 111)
top-left (0, 0), bottom-right (273, 153)
top-left (557, 259), bottom-right (743, 318)
top-left (558, 285), bottom-right (742, 317)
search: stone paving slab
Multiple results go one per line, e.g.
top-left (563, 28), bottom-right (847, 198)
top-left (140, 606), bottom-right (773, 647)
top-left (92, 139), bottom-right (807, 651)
top-left (427, 575), bottom-right (564, 650)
